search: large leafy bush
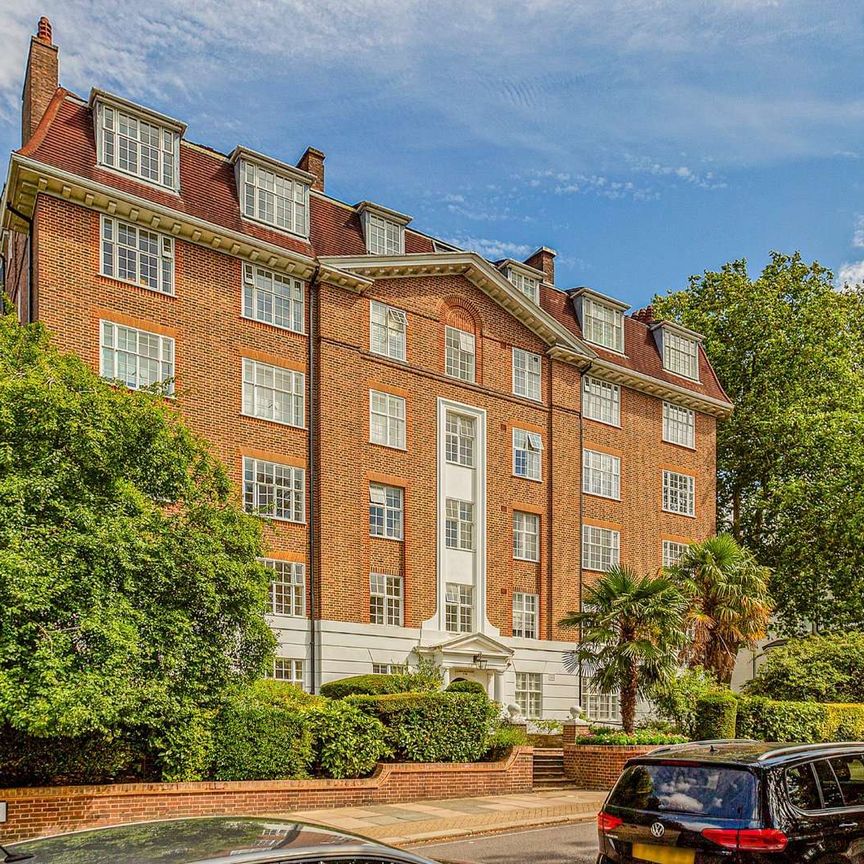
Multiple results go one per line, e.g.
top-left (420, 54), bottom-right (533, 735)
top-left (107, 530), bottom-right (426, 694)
top-left (745, 634), bottom-right (864, 703)
top-left (209, 687), bottom-right (312, 781)
top-left (306, 700), bottom-right (391, 778)
top-left (649, 667), bottom-right (722, 737)
top-left (350, 692), bottom-right (498, 762)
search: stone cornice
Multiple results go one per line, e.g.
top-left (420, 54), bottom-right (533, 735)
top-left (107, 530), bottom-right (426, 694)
top-left (2, 154), bottom-right (371, 292)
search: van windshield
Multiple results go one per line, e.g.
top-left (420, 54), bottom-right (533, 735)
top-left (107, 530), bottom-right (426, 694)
top-left (608, 763), bottom-right (758, 820)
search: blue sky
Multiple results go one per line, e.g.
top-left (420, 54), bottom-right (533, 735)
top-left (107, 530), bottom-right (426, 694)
top-left (1, 0), bottom-right (863, 308)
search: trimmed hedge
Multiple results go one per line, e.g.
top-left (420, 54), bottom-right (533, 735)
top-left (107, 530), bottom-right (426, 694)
top-left (693, 692), bottom-right (738, 740)
top-left (349, 692), bottom-right (499, 762)
top-left (319, 674), bottom-right (418, 699)
top-left (445, 680), bottom-right (488, 695)
top-left (735, 695), bottom-right (864, 743)
top-left (306, 700), bottom-right (392, 779)
top-left (578, 729), bottom-right (687, 746)
top-left (209, 688), bottom-right (313, 781)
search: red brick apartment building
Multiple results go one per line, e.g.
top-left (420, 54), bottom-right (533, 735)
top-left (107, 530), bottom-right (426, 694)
top-left (1, 20), bottom-right (731, 720)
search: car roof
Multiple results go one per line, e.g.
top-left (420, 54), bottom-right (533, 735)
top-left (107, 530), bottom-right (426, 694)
top-left (628, 740), bottom-right (864, 769)
top-left (10, 816), bottom-right (438, 864)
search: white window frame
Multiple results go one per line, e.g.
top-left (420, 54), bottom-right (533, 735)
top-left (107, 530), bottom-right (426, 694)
top-left (445, 326), bottom-right (476, 382)
top-left (662, 470), bottom-right (696, 517)
top-left (582, 449), bottom-right (621, 500)
top-left (369, 573), bottom-right (403, 626)
top-left (445, 498), bottom-right (475, 551)
top-left (584, 683), bottom-right (619, 723)
top-left (515, 672), bottom-right (543, 718)
top-left (100, 216), bottom-right (174, 295)
top-left (242, 263), bottom-right (305, 333)
top-left (242, 358), bottom-right (305, 428)
top-left (242, 457), bottom-right (305, 522)
top-left (663, 330), bottom-right (700, 380)
top-left (507, 268), bottom-right (540, 303)
top-left (372, 662), bottom-right (408, 675)
top-left (369, 484), bottom-right (404, 540)
top-left (662, 540), bottom-right (689, 569)
top-left (95, 100), bottom-right (180, 192)
top-left (369, 390), bottom-right (406, 450)
top-left (445, 583), bottom-right (474, 633)
top-left (370, 301), bottom-right (407, 361)
top-left (513, 348), bottom-right (542, 401)
top-left (365, 212), bottom-right (404, 255)
top-left (583, 376), bottom-right (620, 426)
top-left (582, 525), bottom-right (620, 572)
top-left (445, 412), bottom-right (475, 467)
top-left (583, 296), bottom-right (624, 352)
top-left (272, 657), bottom-right (304, 689)
top-left (513, 511), bottom-right (540, 562)
top-left (99, 320), bottom-right (174, 394)
top-left (513, 428), bottom-right (543, 481)
top-left (263, 559), bottom-right (305, 617)
top-left (663, 402), bottom-right (696, 448)
top-left (239, 158), bottom-right (310, 238)
top-left (512, 592), bottom-right (538, 639)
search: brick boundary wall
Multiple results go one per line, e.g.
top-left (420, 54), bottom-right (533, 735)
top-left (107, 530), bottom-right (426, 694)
top-left (0, 747), bottom-right (534, 843)
top-left (563, 744), bottom-right (658, 791)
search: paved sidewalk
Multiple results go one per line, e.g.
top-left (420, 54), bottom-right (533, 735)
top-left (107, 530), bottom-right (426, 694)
top-left (274, 788), bottom-right (605, 846)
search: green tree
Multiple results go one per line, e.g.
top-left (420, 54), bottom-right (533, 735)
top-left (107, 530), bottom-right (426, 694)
top-left (0, 312), bottom-right (274, 779)
top-left (560, 566), bottom-right (687, 733)
top-left (669, 534), bottom-right (772, 684)
top-left (653, 253), bottom-right (864, 633)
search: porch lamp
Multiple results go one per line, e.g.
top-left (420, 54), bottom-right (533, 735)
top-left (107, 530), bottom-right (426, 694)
top-left (472, 653), bottom-right (488, 670)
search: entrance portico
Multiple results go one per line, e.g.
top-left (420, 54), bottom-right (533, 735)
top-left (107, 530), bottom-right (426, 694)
top-left (419, 632), bottom-right (513, 700)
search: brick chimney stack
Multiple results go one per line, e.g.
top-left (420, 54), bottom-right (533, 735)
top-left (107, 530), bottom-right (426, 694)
top-left (297, 147), bottom-right (325, 192)
top-left (22, 16), bottom-right (59, 146)
top-left (524, 246), bottom-right (556, 286)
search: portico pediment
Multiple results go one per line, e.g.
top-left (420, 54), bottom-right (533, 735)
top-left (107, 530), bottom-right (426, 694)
top-left (420, 631), bottom-right (513, 672)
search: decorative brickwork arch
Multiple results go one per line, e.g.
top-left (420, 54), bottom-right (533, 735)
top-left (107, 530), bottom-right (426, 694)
top-left (440, 296), bottom-right (483, 384)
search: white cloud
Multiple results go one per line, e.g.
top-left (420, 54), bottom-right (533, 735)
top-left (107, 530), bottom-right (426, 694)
top-left (443, 235), bottom-right (533, 260)
top-left (853, 215), bottom-right (864, 249)
top-left (837, 261), bottom-right (864, 287)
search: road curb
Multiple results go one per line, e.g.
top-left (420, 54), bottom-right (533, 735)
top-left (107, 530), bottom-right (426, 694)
top-left (396, 811), bottom-right (597, 847)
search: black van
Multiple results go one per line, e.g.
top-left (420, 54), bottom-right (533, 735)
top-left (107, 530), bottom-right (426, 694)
top-left (597, 740), bottom-right (864, 863)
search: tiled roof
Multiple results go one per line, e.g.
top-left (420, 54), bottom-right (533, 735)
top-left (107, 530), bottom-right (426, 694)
top-left (17, 89), bottom-right (729, 408)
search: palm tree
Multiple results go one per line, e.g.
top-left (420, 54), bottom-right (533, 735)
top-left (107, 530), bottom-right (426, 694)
top-left (668, 534), bottom-right (772, 685)
top-left (560, 566), bottom-right (688, 733)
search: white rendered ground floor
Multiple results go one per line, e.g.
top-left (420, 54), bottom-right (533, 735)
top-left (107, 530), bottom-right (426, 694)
top-left (268, 616), bottom-right (616, 722)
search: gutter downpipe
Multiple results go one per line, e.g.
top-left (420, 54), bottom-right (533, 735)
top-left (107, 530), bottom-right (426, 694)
top-left (307, 264), bottom-right (322, 693)
top-left (5, 203), bottom-right (34, 322)
top-left (577, 360), bottom-right (593, 711)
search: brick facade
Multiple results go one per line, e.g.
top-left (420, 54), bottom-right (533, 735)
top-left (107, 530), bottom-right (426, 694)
top-left (563, 743), bottom-right (659, 790)
top-left (0, 748), bottom-right (534, 843)
top-left (1, 19), bottom-right (732, 720)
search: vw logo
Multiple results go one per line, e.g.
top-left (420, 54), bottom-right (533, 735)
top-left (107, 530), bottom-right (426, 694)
top-left (650, 822), bottom-right (666, 839)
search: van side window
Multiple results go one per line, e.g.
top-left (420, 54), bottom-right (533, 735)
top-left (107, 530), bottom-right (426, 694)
top-left (814, 759), bottom-right (845, 808)
top-left (786, 763), bottom-right (821, 810)
top-left (829, 755), bottom-right (864, 807)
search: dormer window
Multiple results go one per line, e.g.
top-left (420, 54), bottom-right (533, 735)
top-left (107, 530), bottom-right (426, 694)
top-left (507, 268), bottom-right (540, 303)
top-left (358, 202), bottom-right (410, 255)
top-left (231, 147), bottom-right (313, 239)
top-left (571, 288), bottom-right (629, 353)
top-left (91, 91), bottom-right (183, 192)
top-left (652, 322), bottom-right (702, 381)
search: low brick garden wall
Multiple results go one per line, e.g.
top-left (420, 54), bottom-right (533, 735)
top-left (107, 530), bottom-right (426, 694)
top-left (563, 743), bottom-right (658, 790)
top-left (0, 747), bottom-right (533, 843)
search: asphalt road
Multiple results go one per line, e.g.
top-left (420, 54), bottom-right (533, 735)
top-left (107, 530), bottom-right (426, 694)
top-left (415, 821), bottom-right (599, 864)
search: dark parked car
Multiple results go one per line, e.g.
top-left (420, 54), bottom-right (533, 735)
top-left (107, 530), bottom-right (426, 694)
top-left (0, 817), bottom-right (440, 864)
top-left (597, 740), bottom-right (864, 863)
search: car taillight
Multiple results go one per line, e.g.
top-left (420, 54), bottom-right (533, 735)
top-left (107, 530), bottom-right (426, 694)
top-left (702, 828), bottom-right (788, 852)
top-left (597, 811), bottom-right (623, 833)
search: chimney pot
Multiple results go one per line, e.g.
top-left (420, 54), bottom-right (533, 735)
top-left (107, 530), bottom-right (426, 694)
top-left (37, 16), bottom-right (52, 44)
top-left (297, 146), bottom-right (325, 192)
